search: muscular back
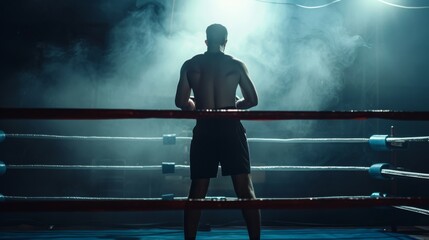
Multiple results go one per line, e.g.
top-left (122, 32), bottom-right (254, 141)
top-left (188, 53), bottom-right (241, 109)
top-left (176, 52), bottom-right (258, 110)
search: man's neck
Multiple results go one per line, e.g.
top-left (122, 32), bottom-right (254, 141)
top-left (206, 45), bottom-right (225, 53)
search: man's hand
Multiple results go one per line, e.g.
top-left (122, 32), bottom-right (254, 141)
top-left (182, 98), bottom-right (195, 111)
top-left (187, 98), bottom-right (196, 110)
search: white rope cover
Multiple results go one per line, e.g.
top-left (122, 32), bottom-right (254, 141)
top-left (6, 133), bottom-right (369, 143)
top-left (5, 133), bottom-right (429, 144)
top-left (6, 164), bottom-right (370, 172)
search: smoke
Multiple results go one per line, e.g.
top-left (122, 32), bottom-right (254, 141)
top-left (10, 0), bottom-right (368, 166)
top-left (15, 0), bottom-right (365, 110)
top-left (16, 2), bottom-right (173, 109)
top-left (233, 4), bottom-right (365, 111)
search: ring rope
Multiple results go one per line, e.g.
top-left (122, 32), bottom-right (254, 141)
top-left (3, 196), bottom-right (429, 215)
top-left (1, 108), bottom-right (429, 121)
top-left (387, 136), bottom-right (429, 143)
top-left (5, 133), bottom-right (429, 144)
top-left (381, 169), bottom-right (429, 180)
top-left (394, 206), bottom-right (429, 216)
top-left (251, 166), bottom-right (369, 171)
top-left (5, 134), bottom-right (165, 141)
top-left (6, 165), bottom-right (164, 171)
top-left (3, 133), bottom-right (370, 144)
top-left (5, 195), bottom-right (429, 216)
top-left (4, 196), bottom-right (183, 201)
top-left (7, 164), bottom-right (429, 179)
top-left (6, 164), bottom-right (370, 172)
top-left (249, 138), bottom-right (369, 143)
top-left (1, 197), bottom-right (428, 211)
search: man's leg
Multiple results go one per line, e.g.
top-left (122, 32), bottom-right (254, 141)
top-left (231, 173), bottom-right (261, 240)
top-left (184, 178), bottom-right (210, 240)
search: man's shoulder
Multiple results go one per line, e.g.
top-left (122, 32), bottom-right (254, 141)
top-left (184, 53), bottom-right (244, 67)
top-left (224, 54), bottom-right (243, 63)
top-left (190, 54), bottom-right (205, 61)
top-left (225, 55), bottom-right (246, 68)
top-left (182, 54), bottom-right (203, 68)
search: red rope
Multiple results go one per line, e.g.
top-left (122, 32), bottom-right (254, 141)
top-left (1, 108), bottom-right (429, 120)
top-left (1, 197), bottom-right (428, 212)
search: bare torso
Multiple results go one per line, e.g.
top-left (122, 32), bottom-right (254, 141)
top-left (176, 51), bottom-right (257, 111)
top-left (187, 52), bottom-right (240, 109)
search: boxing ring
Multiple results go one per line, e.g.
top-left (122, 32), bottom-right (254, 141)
top-left (1, 108), bottom-right (429, 239)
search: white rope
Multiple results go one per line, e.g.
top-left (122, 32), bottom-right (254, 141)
top-left (381, 169), bottom-right (429, 180)
top-left (10, 164), bottom-right (429, 178)
top-left (6, 164), bottom-right (369, 172)
top-left (248, 138), bottom-right (369, 143)
top-left (6, 134), bottom-right (164, 141)
top-left (4, 196), bottom-right (164, 201)
top-left (6, 133), bottom-right (429, 144)
top-left (7, 165), bottom-right (163, 171)
top-left (387, 136), bottom-right (429, 143)
top-left (5, 133), bottom-right (369, 144)
top-left (251, 166), bottom-right (369, 171)
top-left (394, 206), bottom-right (429, 216)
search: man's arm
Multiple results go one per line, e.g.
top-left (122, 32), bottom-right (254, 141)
top-left (236, 61), bottom-right (258, 109)
top-left (175, 61), bottom-right (196, 110)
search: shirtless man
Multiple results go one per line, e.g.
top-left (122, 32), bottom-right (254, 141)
top-left (175, 24), bottom-right (260, 240)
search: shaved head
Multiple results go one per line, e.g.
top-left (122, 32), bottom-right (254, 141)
top-left (206, 24), bottom-right (228, 46)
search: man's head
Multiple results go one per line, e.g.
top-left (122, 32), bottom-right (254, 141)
top-left (206, 24), bottom-right (228, 47)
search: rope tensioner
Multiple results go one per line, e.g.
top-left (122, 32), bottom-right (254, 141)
top-left (1, 108), bottom-right (429, 120)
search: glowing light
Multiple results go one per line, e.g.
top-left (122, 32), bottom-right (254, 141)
top-left (206, 0), bottom-right (256, 22)
top-left (188, 0), bottom-right (263, 39)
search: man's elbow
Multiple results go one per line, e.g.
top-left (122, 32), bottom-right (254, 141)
top-left (176, 102), bottom-right (187, 110)
top-left (175, 98), bottom-right (186, 109)
top-left (249, 96), bottom-right (258, 108)
top-left (239, 97), bottom-right (257, 109)
top-left (176, 98), bottom-right (195, 110)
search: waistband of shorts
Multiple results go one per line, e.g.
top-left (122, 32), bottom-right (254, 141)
top-left (196, 106), bottom-right (237, 110)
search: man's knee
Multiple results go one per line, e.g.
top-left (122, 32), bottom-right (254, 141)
top-left (188, 179), bottom-right (210, 199)
top-left (237, 185), bottom-right (256, 199)
top-left (232, 174), bottom-right (256, 199)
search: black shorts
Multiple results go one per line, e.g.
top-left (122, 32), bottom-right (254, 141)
top-left (190, 119), bottom-right (250, 179)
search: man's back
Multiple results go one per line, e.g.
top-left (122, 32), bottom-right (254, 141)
top-left (176, 52), bottom-right (257, 110)
top-left (186, 53), bottom-right (240, 109)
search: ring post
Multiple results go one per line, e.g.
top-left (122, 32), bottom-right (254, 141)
top-left (369, 135), bottom-right (389, 151)
top-left (369, 163), bottom-right (391, 180)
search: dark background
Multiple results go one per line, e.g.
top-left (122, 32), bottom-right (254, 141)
top-left (0, 0), bottom-right (428, 228)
